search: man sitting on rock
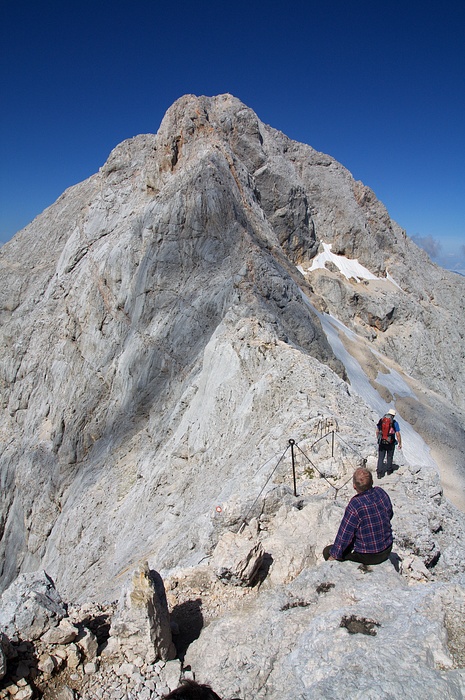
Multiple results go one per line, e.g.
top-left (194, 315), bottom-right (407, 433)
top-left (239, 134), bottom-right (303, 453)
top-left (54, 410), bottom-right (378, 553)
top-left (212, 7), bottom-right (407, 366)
top-left (323, 467), bottom-right (393, 564)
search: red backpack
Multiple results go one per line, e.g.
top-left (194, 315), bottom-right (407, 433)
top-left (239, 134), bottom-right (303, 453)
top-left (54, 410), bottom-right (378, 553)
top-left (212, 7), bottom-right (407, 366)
top-left (380, 415), bottom-right (395, 444)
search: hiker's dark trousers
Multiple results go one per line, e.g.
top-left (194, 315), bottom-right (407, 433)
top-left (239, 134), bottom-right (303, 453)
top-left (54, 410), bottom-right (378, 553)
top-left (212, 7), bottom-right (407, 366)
top-left (323, 544), bottom-right (392, 565)
top-left (377, 442), bottom-right (395, 471)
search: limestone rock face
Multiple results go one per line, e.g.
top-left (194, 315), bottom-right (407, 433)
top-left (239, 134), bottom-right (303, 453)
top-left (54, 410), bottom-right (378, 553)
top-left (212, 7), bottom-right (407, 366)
top-left (0, 92), bottom-right (464, 612)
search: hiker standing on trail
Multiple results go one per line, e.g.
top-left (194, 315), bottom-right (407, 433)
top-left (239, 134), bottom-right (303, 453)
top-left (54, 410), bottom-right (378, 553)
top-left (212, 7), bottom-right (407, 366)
top-left (376, 408), bottom-right (402, 477)
top-left (323, 467), bottom-right (393, 564)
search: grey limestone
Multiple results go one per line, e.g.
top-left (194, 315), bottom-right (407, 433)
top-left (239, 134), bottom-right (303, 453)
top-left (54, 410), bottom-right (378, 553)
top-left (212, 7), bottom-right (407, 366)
top-left (1, 94), bottom-right (465, 698)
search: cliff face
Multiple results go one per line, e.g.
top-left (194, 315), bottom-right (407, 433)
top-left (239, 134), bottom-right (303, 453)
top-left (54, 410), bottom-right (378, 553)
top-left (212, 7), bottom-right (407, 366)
top-left (0, 93), bottom-right (464, 605)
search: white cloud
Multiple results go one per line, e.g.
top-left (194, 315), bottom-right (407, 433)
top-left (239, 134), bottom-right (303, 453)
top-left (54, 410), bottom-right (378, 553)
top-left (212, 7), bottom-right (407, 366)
top-left (411, 234), bottom-right (442, 259)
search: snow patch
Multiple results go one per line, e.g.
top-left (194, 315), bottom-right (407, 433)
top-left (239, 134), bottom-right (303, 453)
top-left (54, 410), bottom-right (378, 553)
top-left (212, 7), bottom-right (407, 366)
top-left (374, 366), bottom-right (416, 399)
top-left (308, 242), bottom-right (378, 282)
top-left (300, 241), bottom-right (403, 289)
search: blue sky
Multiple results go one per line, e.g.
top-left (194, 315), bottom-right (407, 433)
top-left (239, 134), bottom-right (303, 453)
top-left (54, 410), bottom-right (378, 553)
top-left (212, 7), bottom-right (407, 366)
top-left (1, 0), bottom-right (464, 270)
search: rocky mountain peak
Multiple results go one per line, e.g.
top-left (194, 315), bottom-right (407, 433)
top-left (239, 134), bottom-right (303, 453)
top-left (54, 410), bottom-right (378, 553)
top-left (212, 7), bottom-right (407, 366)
top-left (1, 92), bottom-right (465, 698)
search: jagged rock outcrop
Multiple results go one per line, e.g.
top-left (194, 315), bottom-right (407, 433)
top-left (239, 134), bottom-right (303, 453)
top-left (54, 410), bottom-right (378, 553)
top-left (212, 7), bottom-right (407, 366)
top-left (210, 525), bottom-right (265, 586)
top-left (108, 562), bottom-right (176, 663)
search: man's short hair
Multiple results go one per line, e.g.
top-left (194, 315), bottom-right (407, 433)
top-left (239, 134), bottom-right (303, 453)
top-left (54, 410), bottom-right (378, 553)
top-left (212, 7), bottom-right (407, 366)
top-left (353, 467), bottom-right (373, 493)
top-left (162, 679), bottom-right (223, 700)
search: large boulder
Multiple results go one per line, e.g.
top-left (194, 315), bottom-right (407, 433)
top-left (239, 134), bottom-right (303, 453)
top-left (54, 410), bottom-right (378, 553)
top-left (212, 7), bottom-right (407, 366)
top-left (210, 525), bottom-right (265, 586)
top-left (0, 571), bottom-right (66, 641)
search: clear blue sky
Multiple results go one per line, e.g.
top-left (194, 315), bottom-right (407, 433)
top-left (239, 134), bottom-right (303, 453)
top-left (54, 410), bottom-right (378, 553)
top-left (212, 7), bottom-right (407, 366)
top-left (1, 0), bottom-right (464, 270)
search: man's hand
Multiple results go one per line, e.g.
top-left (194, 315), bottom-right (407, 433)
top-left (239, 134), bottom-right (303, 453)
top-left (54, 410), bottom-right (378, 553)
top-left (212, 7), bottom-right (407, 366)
top-left (328, 556), bottom-right (336, 561)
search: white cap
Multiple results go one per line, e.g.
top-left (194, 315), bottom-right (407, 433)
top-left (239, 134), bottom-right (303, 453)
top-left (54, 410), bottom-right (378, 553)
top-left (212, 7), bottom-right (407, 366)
top-left (387, 408), bottom-right (396, 416)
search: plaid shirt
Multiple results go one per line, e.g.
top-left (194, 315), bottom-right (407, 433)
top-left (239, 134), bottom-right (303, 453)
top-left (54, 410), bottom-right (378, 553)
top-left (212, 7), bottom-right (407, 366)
top-left (330, 487), bottom-right (393, 560)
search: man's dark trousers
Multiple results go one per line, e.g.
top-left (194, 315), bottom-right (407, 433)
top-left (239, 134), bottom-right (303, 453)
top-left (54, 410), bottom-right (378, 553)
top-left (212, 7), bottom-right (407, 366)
top-left (323, 544), bottom-right (392, 565)
top-left (377, 442), bottom-right (395, 473)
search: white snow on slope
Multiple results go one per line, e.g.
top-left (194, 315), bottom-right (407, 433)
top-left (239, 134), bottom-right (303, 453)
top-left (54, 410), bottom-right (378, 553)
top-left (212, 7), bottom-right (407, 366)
top-left (305, 242), bottom-right (402, 289)
top-left (308, 242), bottom-right (378, 282)
top-left (374, 363), bottom-right (415, 399)
top-left (302, 295), bottom-right (438, 470)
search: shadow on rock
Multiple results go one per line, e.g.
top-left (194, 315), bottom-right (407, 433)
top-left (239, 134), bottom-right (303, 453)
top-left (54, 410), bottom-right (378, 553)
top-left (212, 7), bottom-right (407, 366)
top-left (254, 552), bottom-right (273, 586)
top-left (389, 552), bottom-right (402, 573)
top-left (170, 598), bottom-right (204, 660)
top-left (80, 611), bottom-right (113, 652)
top-left (377, 463), bottom-right (400, 479)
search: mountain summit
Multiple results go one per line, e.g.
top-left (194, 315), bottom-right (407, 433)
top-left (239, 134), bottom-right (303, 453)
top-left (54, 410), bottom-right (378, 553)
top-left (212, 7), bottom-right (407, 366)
top-left (0, 95), bottom-right (465, 595)
top-left (1, 94), bottom-right (464, 608)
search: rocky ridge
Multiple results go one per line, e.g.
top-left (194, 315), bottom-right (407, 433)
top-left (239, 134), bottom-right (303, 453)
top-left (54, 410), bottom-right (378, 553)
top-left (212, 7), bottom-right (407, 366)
top-left (2, 455), bottom-right (465, 699)
top-left (1, 93), bottom-right (465, 698)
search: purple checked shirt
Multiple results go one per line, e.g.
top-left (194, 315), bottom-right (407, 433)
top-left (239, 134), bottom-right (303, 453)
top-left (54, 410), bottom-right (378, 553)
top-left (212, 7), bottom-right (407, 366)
top-left (330, 486), bottom-right (393, 560)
